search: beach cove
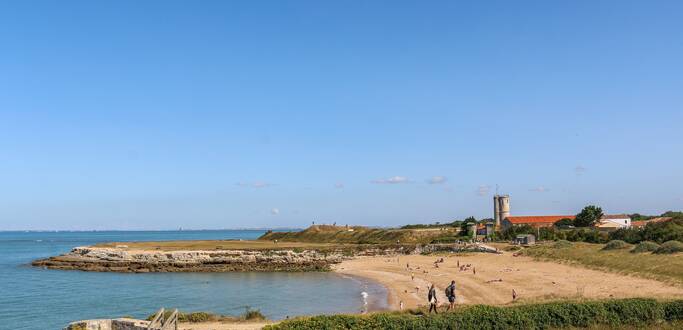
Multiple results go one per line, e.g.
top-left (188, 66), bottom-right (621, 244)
top-left (1, 230), bottom-right (388, 330)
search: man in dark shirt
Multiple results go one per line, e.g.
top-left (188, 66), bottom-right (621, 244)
top-left (445, 280), bottom-right (456, 311)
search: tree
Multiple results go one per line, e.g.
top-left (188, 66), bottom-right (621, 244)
top-left (574, 205), bottom-right (603, 227)
top-left (554, 218), bottom-right (574, 228)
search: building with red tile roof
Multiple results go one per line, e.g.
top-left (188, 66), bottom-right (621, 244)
top-left (501, 215), bottom-right (575, 230)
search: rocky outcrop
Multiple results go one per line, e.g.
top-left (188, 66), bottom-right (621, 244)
top-left (64, 318), bottom-right (150, 330)
top-left (34, 243), bottom-right (497, 273)
top-left (33, 246), bottom-right (351, 272)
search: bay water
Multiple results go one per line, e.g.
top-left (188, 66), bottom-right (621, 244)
top-left (0, 230), bottom-right (387, 330)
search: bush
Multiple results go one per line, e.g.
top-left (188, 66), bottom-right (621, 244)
top-left (244, 308), bottom-right (265, 320)
top-left (553, 240), bottom-right (572, 248)
top-left (183, 312), bottom-right (213, 323)
top-left (602, 240), bottom-right (629, 251)
top-left (609, 217), bottom-right (683, 244)
top-left (655, 241), bottom-right (683, 254)
top-left (631, 241), bottom-right (660, 253)
top-left (265, 299), bottom-right (683, 330)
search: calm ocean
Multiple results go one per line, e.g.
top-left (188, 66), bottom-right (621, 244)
top-left (0, 230), bottom-right (387, 330)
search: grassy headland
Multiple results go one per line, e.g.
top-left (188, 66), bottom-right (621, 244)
top-left (258, 224), bottom-right (457, 244)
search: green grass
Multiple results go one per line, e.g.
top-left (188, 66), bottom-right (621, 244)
top-left (522, 242), bottom-right (683, 285)
top-left (259, 225), bottom-right (457, 244)
top-left (265, 298), bottom-right (683, 330)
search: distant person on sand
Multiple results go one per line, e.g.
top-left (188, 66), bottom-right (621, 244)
top-left (428, 284), bottom-right (438, 314)
top-left (512, 289), bottom-right (517, 301)
top-left (445, 280), bottom-right (456, 311)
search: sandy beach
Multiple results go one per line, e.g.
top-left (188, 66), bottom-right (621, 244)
top-left (333, 252), bottom-right (683, 310)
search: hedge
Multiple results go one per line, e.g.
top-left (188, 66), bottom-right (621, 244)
top-left (265, 298), bottom-right (683, 330)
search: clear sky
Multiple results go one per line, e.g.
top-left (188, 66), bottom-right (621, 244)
top-left (1, 1), bottom-right (682, 230)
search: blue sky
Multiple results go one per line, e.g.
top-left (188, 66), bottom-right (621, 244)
top-left (1, 1), bottom-right (682, 230)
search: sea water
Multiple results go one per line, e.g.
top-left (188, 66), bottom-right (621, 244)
top-left (0, 231), bottom-right (387, 330)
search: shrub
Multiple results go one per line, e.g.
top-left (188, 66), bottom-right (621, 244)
top-left (655, 241), bottom-right (683, 254)
top-left (553, 240), bottom-right (572, 248)
top-left (183, 312), bottom-right (213, 323)
top-left (602, 240), bottom-right (629, 251)
top-left (244, 308), bottom-right (265, 320)
top-left (631, 241), bottom-right (660, 253)
top-left (265, 298), bottom-right (682, 330)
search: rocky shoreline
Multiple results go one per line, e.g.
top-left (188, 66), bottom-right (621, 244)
top-left (33, 243), bottom-right (498, 273)
top-left (32, 246), bottom-right (351, 272)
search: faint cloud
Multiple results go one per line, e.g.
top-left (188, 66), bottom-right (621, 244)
top-left (270, 208), bottom-right (280, 215)
top-left (335, 183), bottom-right (345, 189)
top-left (477, 185), bottom-right (491, 196)
top-left (529, 186), bottom-right (550, 193)
top-left (426, 176), bottom-right (448, 184)
top-left (236, 181), bottom-right (275, 188)
top-left (574, 165), bottom-right (587, 176)
top-left (372, 176), bottom-right (410, 184)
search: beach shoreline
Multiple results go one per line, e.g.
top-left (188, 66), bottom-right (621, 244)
top-left (333, 252), bottom-right (683, 311)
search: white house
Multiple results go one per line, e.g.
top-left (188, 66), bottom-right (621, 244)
top-left (595, 214), bottom-right (631, 230)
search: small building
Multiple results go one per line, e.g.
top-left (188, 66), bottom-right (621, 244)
top-left (501, 215), bottom-right (575, 231)
top-left (476, 222), bottom-right (496, 236)
top-left (514, 234), bottom-right (535, 245)
top-left (595, 214), bottom-right (631, 231)
top-left (467, 222), bottom-right (477, 237)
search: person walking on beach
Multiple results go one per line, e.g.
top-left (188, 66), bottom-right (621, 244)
top-left (512, 289), bottom-right (517, 301)
top-left (445, 280), bottom-right (456, 311)
top-left (428, 284), bottom-right (438, 314)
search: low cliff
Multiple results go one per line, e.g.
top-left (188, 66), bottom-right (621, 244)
top-left (33, 246), bottom-right (349, 272)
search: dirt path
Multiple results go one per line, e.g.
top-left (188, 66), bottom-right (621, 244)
top-left (333, 252), bottom-right (683, 310)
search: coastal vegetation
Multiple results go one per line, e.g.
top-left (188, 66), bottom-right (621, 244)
top-left (264, 298), bottom-right (683, 330)
top-left (522, 242), bottom-right (683, 285)
top-left (655, 240), bottom-right (683, 254)
top-left (610, 217), bottom-right (683, 244)
top-left (601, 240), bottom-right (630, 251)
top-left (631, 241), bottom-right (660, 253)
top-left (145, 308), bottom-right (265, 323)
top-left (258, 225), bottom-right (457, 245)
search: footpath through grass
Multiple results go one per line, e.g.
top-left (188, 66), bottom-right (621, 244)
top-left (521, 242), bottom-right (683, 286)
top-left (265, 298), bottom-right (683, 330)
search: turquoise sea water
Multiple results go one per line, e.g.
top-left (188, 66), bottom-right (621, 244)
top-left (0, 231), bottom-right (387, 330)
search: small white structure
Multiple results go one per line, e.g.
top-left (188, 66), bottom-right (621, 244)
top-left (595, 214), bottom-right (631, 230)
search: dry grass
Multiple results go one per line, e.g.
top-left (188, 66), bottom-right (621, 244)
top-left (523, 242), bottom-right (683, 286)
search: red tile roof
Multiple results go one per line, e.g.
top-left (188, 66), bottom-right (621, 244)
top-left (601, 214), bottom-right (630, 220)
top-left (632, 217), bottom-right (672, 228)
top-left (505, 215), bottom-right (575, 224)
